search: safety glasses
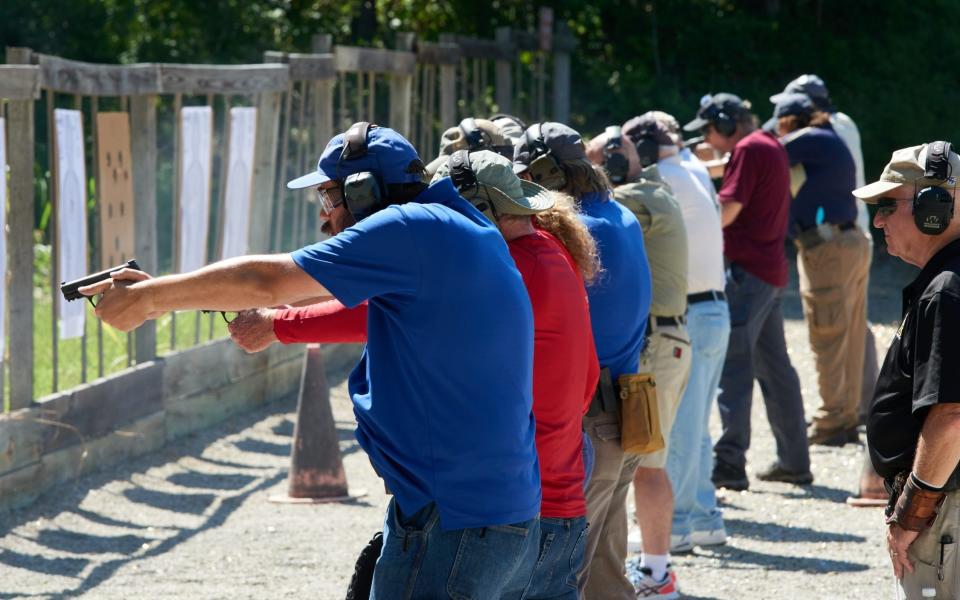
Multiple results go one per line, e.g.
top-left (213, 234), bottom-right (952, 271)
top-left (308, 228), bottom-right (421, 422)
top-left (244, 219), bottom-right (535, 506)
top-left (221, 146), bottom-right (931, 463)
top-left (875, 197), bottom-right (910, 218)
top-left (315, 184), bottom-right (344, 215)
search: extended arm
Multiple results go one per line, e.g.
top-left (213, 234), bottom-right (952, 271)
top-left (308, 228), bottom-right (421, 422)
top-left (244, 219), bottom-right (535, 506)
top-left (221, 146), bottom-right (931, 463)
top-left (719, 198), bottom-right (743, 227)
top-left (274, 300), bottom-right (369, 344)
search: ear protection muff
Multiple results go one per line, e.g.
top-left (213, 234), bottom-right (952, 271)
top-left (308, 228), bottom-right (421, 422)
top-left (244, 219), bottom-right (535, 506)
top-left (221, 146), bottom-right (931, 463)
top-left (490, 113), bottom-right (528, 131)
top-left (700, 103), bottom-right (737, 137)
top-left (448, 149), bottom-right (497, 222)
top-left (337, 121), bottom-right (385, 221)
top-left (524, 124), bottom-right (567, 191)
top-left (914, 140), bottom-right (956, 235)
top-left (602, 125), bottom-right (630, 184)
top-left (459, 118), bottom-right (485, 150)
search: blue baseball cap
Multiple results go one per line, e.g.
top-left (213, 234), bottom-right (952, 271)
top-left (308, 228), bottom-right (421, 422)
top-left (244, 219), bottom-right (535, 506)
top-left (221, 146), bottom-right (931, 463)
top-left (770, 74), bottom-right (832, 112)
top-left (287, 123), bottom-right (424, 189)
top-left (773, 92), bottom-right (815, 118)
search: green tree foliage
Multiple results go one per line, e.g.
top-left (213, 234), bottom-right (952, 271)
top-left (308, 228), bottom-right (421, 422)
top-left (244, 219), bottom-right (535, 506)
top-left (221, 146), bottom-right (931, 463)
top-left (3, 0), bottom-right (959, 182)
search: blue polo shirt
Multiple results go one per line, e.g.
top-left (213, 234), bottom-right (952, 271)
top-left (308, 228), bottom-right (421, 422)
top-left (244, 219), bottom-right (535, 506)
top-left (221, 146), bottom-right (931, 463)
top-left (782, 124), bottom-right (857, 231)
top-left (578, 191), bottom-right (652, 378)
top-left (291, 178), bottom-right (541, 530)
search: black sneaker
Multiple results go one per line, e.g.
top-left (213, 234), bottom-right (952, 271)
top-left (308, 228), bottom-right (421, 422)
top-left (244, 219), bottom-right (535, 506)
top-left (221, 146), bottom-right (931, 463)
top-left (712, 460), bottom-right (749, 491)
top-left (756, 461), bottom-right (814, 485)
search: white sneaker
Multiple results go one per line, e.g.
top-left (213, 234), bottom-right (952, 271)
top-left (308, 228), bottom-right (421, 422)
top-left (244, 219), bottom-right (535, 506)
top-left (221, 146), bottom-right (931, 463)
top-left (690, 526), bottom-right (728, 547)
top-left (627, 525), bottom-right (642, 553)
top-left (669, 533), bottom-right (693, 554)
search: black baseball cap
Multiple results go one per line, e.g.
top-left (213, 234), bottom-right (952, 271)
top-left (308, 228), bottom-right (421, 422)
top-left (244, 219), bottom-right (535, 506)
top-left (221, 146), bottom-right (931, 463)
top-left (770, 74), bottom-right (832, 112)
top-left (683, 93), bottom-right (746, 132)
top-left (773, 92), bottom-right (815, 118)
top-left (513, 122), bottom-right (587, 174)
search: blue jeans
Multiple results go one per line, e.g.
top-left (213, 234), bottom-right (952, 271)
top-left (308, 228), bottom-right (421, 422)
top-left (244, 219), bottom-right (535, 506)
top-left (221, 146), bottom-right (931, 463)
top-left (714, 265), bottom-right (809, 472)
top-left (666, 299), bottom-right (730, 537)
top-left (371, 499), bottom-right (540, 599)
top-left (582, 431), bottom-right (594, 491)
top-left (504, 516), bottom-right (587, 600)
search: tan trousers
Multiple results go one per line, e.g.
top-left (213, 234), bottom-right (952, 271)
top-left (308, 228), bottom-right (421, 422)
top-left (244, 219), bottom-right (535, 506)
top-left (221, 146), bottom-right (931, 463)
top-left (797, 228), bottom-right (871, 431)
top-left (897, 490), bottom-right (960, 599)
top-left (635, 322), bottom-right (692, 468)
top-left (579, 412), bottom-right (642, 600)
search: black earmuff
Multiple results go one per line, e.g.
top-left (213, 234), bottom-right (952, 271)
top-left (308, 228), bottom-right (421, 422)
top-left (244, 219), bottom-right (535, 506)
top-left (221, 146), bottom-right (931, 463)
top-left (602, 125), bottom-right (630, 184)
top-left (914, 140), bottom-right (956, 235)
top-left (337, 121), bottom-right (385, 221)
top-left (523, 124), bottom-right (567, 191)
top-left (448, 149), bottom-right (497, 222)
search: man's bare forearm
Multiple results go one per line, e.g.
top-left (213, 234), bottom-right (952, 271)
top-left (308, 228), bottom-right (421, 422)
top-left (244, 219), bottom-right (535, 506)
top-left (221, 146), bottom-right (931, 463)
top-left (913, 404), bottom-right (960, 487)
top-left (136, 255), bottom-right (331, 313)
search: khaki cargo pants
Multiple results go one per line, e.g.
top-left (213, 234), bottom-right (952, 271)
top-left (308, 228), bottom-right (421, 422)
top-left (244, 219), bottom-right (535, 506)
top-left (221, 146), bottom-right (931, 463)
top-left (797, 227), bottom-right (871, 431)
top-left (896, 490), bottom-right (960, 599)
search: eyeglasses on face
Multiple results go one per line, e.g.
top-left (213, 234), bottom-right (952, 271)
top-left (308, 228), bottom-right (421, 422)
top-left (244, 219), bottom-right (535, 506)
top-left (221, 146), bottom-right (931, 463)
top-left (875, 197), bottom-right (911, 218)
top-left (315, 184), bottom-right (344, 214)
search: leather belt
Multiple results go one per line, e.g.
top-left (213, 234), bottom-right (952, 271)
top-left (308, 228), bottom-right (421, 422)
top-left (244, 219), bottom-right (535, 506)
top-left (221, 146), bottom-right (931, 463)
top-left (650, 315), bottom-right (685, 328)
top-left (688, 290), bottom-right (726, 304)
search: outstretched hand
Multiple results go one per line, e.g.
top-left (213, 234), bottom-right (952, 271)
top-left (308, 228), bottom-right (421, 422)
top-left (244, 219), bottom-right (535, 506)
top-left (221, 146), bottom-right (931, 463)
top-left (228, 308), bottom-right (279, 353)
top-left (80, 268), bottom-right (158, 331)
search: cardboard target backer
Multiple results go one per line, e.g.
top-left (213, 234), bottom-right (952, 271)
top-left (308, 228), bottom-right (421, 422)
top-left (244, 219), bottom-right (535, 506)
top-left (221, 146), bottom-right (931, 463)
top-left (220, 107), bottom-right (257, 260)
top-left (96, 112), bottom-right (135, 269)
top-left (55, 109), bottom-right (89, 340)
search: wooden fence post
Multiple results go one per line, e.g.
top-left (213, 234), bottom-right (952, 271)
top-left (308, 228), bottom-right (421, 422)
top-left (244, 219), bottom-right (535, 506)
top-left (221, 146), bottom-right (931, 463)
top-left (438, 35), bottom-right (457, 130)
top-left (311, 35), bottom-right (335, 152)
top-left (495, 27), bottom-right (513, 114)
top-left (389, 33), bottom-right (416, 137)
top-left (552, 22), bottom-right (575, 125)
top-left (5, 47), bottom-right (36, 409)
top-left (130, 94), bottom-right (158, 362)
top-left (250, 89), bottom-right (283, 253)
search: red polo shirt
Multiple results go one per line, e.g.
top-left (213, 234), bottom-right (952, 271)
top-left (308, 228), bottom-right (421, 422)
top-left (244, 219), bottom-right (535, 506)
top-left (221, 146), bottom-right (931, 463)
top-left (718, 129), bottom-right (791, 287)
top-left (273, 229), bottom-right (599, 518)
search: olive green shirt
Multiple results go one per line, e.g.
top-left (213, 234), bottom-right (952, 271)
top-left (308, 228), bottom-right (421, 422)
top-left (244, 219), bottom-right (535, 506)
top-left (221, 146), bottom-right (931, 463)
top-left (613, 166), bottom-right (689, 317)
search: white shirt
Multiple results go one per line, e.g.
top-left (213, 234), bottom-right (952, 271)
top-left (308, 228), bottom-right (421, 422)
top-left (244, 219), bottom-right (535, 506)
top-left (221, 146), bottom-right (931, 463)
top-left (679, 147), bottom-right (717, 201)
top-left (657, 153), bottom-right (726, 294)
top-left (831, 111), bottom-right (870, 233)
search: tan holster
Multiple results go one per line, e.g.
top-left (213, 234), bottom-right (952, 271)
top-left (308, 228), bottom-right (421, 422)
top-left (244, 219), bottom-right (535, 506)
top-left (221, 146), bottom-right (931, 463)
top-left (618, 373), bottom-right (664, 455)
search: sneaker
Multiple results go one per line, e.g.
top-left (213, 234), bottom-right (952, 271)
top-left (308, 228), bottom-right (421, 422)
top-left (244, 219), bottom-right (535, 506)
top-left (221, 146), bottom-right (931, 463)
top-left (808, 424), bottom-right (859, 447)
top-left (627, 525), bottom-right (642, 553)
top-left (711, 459), bottom-right (749, 491)
top-left (669, 533), bottom-right (693, 554)
top-left (690, 526), bottom-right (727, 547)
top-left (756, 461), bottom-right (814, 485)
top-left (633, 566), bottom-right (680, 599)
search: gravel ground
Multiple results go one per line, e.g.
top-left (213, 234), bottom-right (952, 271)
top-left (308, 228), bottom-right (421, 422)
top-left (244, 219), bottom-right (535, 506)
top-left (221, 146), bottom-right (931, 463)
top-left (0, 249), bottom-right (921, 599)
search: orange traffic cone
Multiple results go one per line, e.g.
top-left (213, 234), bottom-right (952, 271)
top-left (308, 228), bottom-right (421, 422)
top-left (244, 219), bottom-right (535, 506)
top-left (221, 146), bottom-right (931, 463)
top-left (270, 344), bottom-right (365, 503)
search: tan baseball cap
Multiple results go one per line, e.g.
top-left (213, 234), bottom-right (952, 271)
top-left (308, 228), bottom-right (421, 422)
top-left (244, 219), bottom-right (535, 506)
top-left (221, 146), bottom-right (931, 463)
top-left (853, 142), bottom-right (960, 203)
top-left (424, 118), bottom-right (512, 176)
top-left (433, 149), bottom-right (554, 215)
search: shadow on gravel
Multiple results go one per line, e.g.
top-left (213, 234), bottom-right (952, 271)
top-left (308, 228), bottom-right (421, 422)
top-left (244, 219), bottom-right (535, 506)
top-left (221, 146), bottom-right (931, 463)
top-left (122, 487), bottom-right (217, 515)
top-left (702, 544), bottom-right (870, 573)
top-left (232, 438), bottom-right (291, 456)
top-left (766, 483), bottom-right (852, 504)
top-left (725, 517), bottom-right (866, 544)
top-left (167, 471), bottom-right (256, 491)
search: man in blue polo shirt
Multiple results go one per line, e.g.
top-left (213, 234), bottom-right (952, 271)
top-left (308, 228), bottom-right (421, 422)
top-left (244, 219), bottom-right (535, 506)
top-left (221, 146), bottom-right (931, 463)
top-left (82, 124), bottom-right (542, 598)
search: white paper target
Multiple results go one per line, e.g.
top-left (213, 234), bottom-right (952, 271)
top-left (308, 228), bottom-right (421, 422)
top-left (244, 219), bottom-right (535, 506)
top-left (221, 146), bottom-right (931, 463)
top-left (178, 106), bottom-right (213, 273)
top-left (55, 109), bottom-right (88, 340)
top-left (0, 118), bottom-right (7, 354)
top-left (220, 107), bottom-right (257, 260)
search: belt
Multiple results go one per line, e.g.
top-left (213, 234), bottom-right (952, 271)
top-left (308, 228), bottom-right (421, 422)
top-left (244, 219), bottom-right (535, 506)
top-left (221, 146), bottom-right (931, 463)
top-left (688, 290), bottom-right (726, 304)
top-left (798, 221), bottom-right (857, 233)
top-left (650, 315), bottom-right (685, 328)
top-left (795, 221), bottom-right (858, 249)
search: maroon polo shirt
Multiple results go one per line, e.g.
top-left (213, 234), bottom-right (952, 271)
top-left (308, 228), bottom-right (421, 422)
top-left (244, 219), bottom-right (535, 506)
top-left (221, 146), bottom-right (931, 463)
top-left (718, 129), bottom-right (791, 287)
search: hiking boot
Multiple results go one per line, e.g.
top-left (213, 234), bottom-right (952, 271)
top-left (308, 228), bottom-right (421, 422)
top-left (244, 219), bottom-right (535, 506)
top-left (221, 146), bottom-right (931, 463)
top-left (711, 459), bottom-right (749, 491)
top-left (756, 461), bottom-right (814, 485)
top-left (808, 424), bottom-right (860, 447)
top-left (690, 526), bottom-right (728, 547)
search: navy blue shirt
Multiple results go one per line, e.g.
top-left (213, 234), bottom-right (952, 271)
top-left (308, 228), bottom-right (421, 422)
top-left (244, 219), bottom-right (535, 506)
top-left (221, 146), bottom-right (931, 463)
top-left (291, 178), bottom-right (541, 530)
top-left (782, 124), bottom-right (857, 231)
top-left (578, 191), bottom-right (652, 378)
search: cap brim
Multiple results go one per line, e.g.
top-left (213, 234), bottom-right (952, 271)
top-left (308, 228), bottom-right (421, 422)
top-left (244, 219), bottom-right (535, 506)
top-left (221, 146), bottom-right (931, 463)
top-left (769, 92), bottom-right (789, 105)
top-left (852, 180), bottom-right (903, 203)
top-left (762, 116), bottom-right (778, 133)
top-left (424, 155), bottom-right (447, 176)
top-left (513, 162), bottom-right (530, 174)
top-left (682, 117), bottom-right (709, 132)
top-left (287, 170), bottom-right (332, 190)
top-left (483, 180), bottom-right (555, 215)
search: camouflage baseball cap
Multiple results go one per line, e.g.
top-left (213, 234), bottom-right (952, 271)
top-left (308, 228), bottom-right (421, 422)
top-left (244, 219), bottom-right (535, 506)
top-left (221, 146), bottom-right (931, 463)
top-left (433, 149), bottom-right (554, 215)
top-left (853, 142), bottom-right (960, 203)
top-left (424, 118), bottom-right (512, 176)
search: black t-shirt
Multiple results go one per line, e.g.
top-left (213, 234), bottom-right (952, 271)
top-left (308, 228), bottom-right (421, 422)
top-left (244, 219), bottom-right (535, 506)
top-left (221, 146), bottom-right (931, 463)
top-left (868, 238), bottom-right (960, 487)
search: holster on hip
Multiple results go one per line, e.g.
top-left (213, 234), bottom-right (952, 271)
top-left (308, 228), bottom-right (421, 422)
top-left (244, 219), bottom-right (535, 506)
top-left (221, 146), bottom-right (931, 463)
top-left (587, 367), bottom-right (620, 417)
top-left (618, 372), bottom-right (664, 455)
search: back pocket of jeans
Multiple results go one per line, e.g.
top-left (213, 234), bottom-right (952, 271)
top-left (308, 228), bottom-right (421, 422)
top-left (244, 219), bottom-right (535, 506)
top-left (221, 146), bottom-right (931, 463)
top-left (446, 523), bottom-right (534, 599)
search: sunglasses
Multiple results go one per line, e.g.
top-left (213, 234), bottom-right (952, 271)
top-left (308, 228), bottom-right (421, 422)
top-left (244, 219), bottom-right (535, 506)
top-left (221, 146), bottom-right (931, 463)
top-left (875, 197), bottom-right (911, 218)
top-left (315, 184), bottom-right (344, 214)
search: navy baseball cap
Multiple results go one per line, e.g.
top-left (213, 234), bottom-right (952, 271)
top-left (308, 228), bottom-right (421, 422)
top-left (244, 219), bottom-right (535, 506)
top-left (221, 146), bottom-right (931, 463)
top-left (513, 122), bottom-right (587, 174)
top-left (770, 74), bottom-right (832, 112)
top-left (683, 93), bottom-right (746, 132)
top-left (287, 124), bottom-right (424, 189)
top-left (773, 92), bottom-right (815, 118)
